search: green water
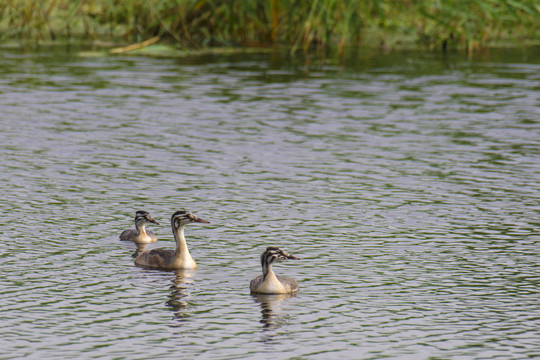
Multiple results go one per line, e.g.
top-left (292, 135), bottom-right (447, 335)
top-left (0, 46), bottom-right (539, 359)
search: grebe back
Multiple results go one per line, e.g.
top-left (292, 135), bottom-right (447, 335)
top-left (250, 246), bottom-right (301, 294)
top-left (120, 210), bottom-right (159, 243)
top-left (134, 210), bottom-right (209, 270)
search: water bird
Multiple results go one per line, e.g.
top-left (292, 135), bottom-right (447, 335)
top-left (134, 210), bottom-right (209, 270)
top-left (120, 210), bottom-right (159, 243)
top-left (250, 247), bottom-right (301, 294)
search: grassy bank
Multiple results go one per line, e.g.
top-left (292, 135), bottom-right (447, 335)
top-left (1, 0), bottom-right (539, 52)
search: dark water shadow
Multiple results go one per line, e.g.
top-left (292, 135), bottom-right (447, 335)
top-left (132, 243), bottom-right (149, 258)
top-left (116, 238), bottom-right (149, 259)
top-left (251, 292), bottom-right (297, 343)
top-left (167, 269), bottom-right (197, 323)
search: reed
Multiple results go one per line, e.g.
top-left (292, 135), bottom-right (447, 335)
top-left (0, 0), bottom-right (538, 51)
top-left (416, 0), bottom-right (540, 51)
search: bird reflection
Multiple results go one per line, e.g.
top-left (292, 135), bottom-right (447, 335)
top-left (167, 269), bottom-right (196, 322)
top-left (252, 292), bottom-right (296, 332)
top-left (132, 243), bottom-right (149, 258)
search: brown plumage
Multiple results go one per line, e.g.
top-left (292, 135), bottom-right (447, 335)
top-left (134, 210), bottom-right (209, 270)
top-left (120, 210), bottom-right (159, 243)
top-left (250, 246), bottom-right (301, 294)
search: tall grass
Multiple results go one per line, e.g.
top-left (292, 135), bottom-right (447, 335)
top-left (416, 0), bottom-right (540, 51)
top-left (0, 0), bottom-right (538, 51)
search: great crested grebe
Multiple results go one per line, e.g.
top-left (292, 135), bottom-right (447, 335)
top-left (250, 246), bottom-right (301, 294)
top-left (134, 210), bottom-right (209, 270)
top-left (120, 210), bottom-right (160, 243)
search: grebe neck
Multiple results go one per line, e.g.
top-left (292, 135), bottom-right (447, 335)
top-left (137, 223), bottom-right (148, 236)
top-left (261, 257), bottom-right (274, 280)
top-left (174, 225), bottom-right (191, 256)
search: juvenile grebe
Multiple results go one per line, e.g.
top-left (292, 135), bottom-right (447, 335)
top-left (120, 210), bottom-right (159, 243)
top-left (134, 210), bottom-right (209, 270)
top-left (250, 247), bottom-right (301, 294)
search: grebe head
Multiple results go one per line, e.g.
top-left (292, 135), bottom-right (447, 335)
top-left (135, 210), bottom-right (159, 225)
top-left (171, 210), bottom-right (210, 230)
top-left (262, 246), bottom-right (301, 265)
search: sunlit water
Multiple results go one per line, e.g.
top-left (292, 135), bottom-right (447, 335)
top-left (0, 46), bottom-right (539, 359)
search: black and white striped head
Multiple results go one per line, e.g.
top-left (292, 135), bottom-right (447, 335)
top-left (171, 210), bottom-right (210, 230)
top-left (135, 210), bottom-right (159, 226)
top-left (261, 246), bottom-right (301, 267)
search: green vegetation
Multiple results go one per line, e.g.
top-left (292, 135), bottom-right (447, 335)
top-left (1, 0), bottom-right (539, 52)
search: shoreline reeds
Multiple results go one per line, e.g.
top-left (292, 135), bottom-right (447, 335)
top-left (1, 0), bottom-right (538, 52)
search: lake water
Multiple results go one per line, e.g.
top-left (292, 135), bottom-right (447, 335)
top-left (0, 45), bottom-right (539, 359)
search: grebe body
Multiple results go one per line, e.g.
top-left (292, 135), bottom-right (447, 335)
top-left (250, 247), bottom-right (301, 294)
top-left (120, 210), bottom-right (159, 243)
top-left (134, 211), bottom-right (209, 270)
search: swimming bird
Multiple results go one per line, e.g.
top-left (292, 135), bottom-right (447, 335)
top-left (250, 247), bottom-right (301, 294)
top-left (120, 210), bottom-right (159, 243)
top-left (134, 210), bottom-right (209, 270)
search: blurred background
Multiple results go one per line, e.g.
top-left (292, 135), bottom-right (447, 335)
top-left (1, 1), bottom-right (539, 359)
top-left (1, 0), bottom-right (539, 52)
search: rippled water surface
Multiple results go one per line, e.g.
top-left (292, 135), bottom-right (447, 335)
top-left (1, 46), bottom-right (539, 359)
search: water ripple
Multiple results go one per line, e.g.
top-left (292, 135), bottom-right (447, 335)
top-left (0, 47), bottom-right (539, 359)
